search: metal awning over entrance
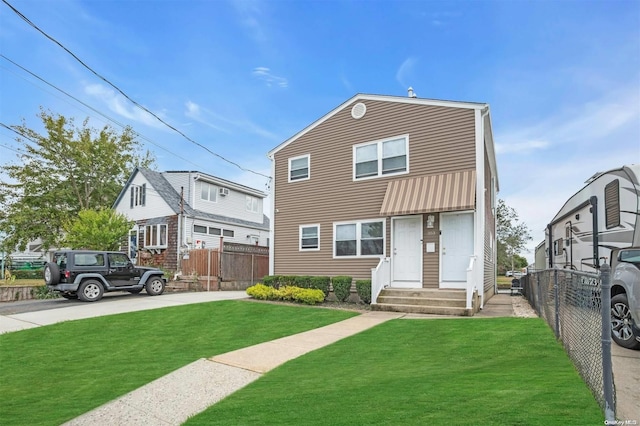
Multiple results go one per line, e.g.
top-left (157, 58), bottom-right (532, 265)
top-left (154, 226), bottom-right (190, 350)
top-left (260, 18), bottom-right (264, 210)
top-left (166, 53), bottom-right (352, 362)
top-left (379, 169), bottom-right (476, 216)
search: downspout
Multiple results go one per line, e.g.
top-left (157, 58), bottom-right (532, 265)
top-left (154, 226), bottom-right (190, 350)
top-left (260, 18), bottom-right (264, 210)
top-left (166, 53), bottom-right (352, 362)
top-left (268, 154), bottom-right (275, 275)
top-left (477, 105), bottom-right (491, 309)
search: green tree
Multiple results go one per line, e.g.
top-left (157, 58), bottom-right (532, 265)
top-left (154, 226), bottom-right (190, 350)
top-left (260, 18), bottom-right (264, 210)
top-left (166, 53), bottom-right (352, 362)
top-left (0, 110), bottom-right (154, 252)
top-left (497, 199), bottom-right (532, 273)
top-left (63, 209), bottom-right (133, 251)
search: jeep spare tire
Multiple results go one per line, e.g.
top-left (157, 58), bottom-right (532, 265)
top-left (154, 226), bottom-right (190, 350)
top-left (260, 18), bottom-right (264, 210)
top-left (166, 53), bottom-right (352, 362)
top-left (44, 262), bottom-right (60, 285)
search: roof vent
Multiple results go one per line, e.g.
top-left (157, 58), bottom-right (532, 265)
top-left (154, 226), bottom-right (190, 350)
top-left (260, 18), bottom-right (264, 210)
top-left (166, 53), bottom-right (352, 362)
top-left (351, 102), bottom-right (366, 119)
top-left (407, 87), bottom-right (417, 98)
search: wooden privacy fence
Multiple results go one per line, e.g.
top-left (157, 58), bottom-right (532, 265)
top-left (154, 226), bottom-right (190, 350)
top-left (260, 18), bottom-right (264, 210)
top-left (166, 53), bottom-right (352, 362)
top-left (181, 245), bottom-right (269, 285)
top-left (181, 249), bottom-right (220, 277)
top-left (221, 251), bottom-right (269, 284)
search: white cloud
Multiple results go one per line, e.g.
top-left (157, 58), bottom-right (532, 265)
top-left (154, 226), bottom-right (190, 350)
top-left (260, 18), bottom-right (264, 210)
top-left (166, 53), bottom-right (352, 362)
top-left (495, 82), bottom-right (640, 265)
top-left (231, 0), bottom-right (268, 45)
top-left (495, 140), bottom-right (549, 155)
top-left (252, 67), bottom-right (288, 88)
top-left (396, 57), bottom-right (418, 89)
top-left (84, 83), bottom-right (165, 129)
top-left (183, 100), bottom-right (280, 141)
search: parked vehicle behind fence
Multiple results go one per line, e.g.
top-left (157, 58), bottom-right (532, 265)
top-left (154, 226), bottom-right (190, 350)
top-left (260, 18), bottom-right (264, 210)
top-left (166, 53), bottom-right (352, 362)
top-left (545, 164), bottom-right (640, 349)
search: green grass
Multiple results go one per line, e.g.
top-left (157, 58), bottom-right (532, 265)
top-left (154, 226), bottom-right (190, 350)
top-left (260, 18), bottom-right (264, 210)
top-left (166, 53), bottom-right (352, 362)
top-left (0, 278), bottom-right (43, 286)
top-left (186, 318), bottom-right (603, 426)
top-left (0, 300), bottom-right (357, 426)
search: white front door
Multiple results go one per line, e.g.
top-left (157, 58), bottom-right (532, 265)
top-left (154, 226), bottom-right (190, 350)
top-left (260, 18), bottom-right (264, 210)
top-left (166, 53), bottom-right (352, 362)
top-left (440, 212), bottom-right (474, 288)
top-left (392, 216), bottom-right (422, 288)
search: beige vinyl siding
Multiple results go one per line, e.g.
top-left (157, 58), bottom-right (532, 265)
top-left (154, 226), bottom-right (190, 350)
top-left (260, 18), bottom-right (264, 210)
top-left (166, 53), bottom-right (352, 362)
top-left (273, 100), bottom-right (476, 280)
top-left (483, 151), bottom-right (496, 296)
top-left (423, 213), bottom-right (440, 288)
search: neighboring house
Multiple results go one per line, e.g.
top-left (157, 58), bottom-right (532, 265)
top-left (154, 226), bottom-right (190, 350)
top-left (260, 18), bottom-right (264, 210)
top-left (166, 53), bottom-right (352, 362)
top-left (267, 92), bottom-right (499, 309)
top-left (114, 168), bottom-right (270, 271)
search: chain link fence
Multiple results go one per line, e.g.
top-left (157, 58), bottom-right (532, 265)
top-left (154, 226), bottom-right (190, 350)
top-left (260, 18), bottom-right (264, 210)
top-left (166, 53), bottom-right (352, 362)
top-left (521, 268), bottom-right (615, 420)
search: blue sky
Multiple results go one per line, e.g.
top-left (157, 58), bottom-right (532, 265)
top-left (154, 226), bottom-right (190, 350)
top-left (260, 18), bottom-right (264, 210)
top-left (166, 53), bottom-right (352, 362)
top-left (1, 0), bottom-right (639, 262)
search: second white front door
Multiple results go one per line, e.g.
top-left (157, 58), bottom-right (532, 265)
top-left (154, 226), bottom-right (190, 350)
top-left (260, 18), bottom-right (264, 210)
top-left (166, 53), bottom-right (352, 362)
top-left (392, 216), bottom-right (422, 288)
top-left (440, 212), bottom-right (474, 288)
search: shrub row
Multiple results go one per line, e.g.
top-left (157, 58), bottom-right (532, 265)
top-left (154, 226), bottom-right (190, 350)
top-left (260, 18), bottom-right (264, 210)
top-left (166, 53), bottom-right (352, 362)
top-left (261, 275), bottom-right (373, 304)
top-left (12, 270), bottom-right (44, 280)
top-left (262, 275), bottom-right (331, 297)
top-left (246, 284), bottom-right (325, 305)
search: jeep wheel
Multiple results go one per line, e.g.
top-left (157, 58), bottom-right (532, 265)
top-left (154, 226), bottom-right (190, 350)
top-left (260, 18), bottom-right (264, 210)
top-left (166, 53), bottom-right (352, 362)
top-left (78, 280), bottom-right (104, 302)
top-left (611, 293), bottom-right (640, 350)
top-left (146, 277), bottom-right (165, 296)
top-left (44, 263), bottom-right (60, 285)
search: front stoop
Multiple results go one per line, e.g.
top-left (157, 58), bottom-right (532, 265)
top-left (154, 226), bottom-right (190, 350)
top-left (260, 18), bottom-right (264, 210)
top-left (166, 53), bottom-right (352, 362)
top-left (371, 288), bottom-right (475, 316)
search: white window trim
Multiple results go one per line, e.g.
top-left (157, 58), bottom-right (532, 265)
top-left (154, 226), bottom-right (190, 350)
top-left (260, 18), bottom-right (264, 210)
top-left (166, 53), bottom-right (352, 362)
top-left (200, 181), bottom-right (218, 203)
top-left (352, 134), bottom-right (409, 181)
top-left (288, 154), bottom-right (310, 183)
top-left (299, 224), bottom-right (320, 251)
top-left (144, 224), bottom-right (168, 249)
top-left (333, 219), bottom-right (386, 259)
top-left (246, 195), bottom-right (260, 213)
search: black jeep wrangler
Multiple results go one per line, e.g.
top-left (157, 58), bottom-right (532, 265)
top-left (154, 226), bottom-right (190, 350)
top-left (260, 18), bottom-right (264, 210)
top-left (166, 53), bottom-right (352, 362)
top-left (44, 250), bottom-right (166, 302)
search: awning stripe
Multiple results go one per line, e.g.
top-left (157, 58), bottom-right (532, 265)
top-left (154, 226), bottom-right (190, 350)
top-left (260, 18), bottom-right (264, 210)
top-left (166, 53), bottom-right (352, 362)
top-left (379, 170), bottom-right (476, 216)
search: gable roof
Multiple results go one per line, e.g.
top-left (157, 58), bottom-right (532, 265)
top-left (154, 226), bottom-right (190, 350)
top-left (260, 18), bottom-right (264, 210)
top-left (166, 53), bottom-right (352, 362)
top-left (267, 93), bottom-right (488, 157)
top-left (113, 167), bottom-right (270, 231)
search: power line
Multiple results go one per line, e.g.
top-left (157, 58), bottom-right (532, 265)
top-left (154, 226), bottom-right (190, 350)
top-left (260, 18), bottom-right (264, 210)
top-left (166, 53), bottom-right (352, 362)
top-left (2, 0), bottom-right (271, 180)
top-left (0, 55), bottom-right (204, 170)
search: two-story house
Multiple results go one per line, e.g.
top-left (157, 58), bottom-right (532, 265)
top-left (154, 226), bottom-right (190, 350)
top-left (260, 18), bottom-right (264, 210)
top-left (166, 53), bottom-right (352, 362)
top-left (114, 168), bottom-right (269, 271)
top-left (267, 92), bottom-right (499, 314)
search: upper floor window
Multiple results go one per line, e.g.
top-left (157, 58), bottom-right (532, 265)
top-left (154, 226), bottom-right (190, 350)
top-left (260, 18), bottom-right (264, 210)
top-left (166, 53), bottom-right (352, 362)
top-left (130, 183), bottom-right (146, 208)
top-left (354, 135), bottom-right (408, 180)
top-left (300, 224), bottom-right (320, 251)
top-left (200, 181), bottom-right (218, 202)
top-left (334, 220), bottom-right (385, 258)
top-left (246, 196), bottom-right (259, 213)
top-left (145, 224), bottom-right (168, 248)
top-left (223, 229), bottom-right (234, 237)
top-left (289, 154), bottom-right (310, 182)
top-left (194, 225), bottom-right (207, 234)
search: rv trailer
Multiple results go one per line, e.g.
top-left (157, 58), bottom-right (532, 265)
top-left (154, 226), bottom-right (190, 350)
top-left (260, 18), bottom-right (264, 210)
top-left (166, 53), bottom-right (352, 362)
top-left (545, 164), bottom-right (640, 349)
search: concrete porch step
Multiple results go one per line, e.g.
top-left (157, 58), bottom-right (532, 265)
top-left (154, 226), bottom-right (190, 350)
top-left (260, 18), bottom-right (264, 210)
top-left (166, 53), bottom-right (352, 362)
top-left (376, 295), bottom-right (466, 308)
top-left (371, 302), bottom-right (471, 316)
top-left (373, 288), bottom-right (474, 316)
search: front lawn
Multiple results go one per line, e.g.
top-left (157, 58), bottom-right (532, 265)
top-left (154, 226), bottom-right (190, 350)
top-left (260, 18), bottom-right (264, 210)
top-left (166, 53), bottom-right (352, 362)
top-left (0, 300), bottom-right (357, 425)
top-left (187, 317), bottom-right (603, 425)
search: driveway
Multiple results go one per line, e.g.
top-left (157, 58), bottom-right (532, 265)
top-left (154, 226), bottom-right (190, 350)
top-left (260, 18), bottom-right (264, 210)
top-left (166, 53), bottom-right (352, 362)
top-left (0, 291), bottom-right (248, 334)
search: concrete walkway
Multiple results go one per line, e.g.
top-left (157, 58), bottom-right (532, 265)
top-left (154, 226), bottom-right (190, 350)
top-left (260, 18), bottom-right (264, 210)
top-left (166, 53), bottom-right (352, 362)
top-left (64, 311), bottom-right (404, 425)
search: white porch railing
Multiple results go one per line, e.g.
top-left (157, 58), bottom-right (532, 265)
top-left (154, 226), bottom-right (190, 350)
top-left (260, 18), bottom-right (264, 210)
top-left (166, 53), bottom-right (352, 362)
top-left (466, 255), bottom-right (478, 310)
top-left (371, 257), bottom-right (391, 304)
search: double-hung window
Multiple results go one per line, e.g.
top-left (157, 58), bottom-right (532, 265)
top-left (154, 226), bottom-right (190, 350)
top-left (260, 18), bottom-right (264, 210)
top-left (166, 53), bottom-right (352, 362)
top-left (354, 135), bottom-right (408, 180)
top-left (334, 220), bottom-right (385, 257)
top-left (130, 184), bottom-right (146, 208)
top-left (246, 196), bottom-right (259, 213)
top-left (289, 155), bottom-right (310, 182)
top-left (300, 225), bottom-right (319, 251)
top-left (200, 181), bottom-right (217, 202)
